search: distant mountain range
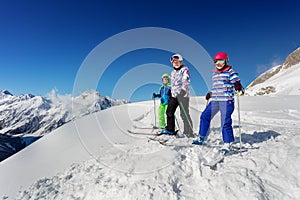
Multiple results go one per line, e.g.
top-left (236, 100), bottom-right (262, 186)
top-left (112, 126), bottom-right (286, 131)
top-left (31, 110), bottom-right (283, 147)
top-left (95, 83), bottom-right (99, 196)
top-left (246, 47), bottom-right (300, 95)
top-left (0, 90), bottom-right (127, 161)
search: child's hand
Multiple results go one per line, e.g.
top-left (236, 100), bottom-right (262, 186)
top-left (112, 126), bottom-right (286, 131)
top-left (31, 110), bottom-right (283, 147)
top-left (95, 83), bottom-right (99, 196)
top-left (234, 81), bottom-right (243, 91)
top-left (234, 81), bottom-right (245, 95)
top-left (205, 92), bottom-right (212, 100)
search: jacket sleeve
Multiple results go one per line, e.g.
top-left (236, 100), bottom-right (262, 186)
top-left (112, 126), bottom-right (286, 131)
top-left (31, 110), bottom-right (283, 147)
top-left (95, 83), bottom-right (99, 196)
top-left (181, 68), bottom-right (190, 92)
top-left (229, 69), bottom-right (240, 83)
top-left (155, 86), bottom-right (162, 98)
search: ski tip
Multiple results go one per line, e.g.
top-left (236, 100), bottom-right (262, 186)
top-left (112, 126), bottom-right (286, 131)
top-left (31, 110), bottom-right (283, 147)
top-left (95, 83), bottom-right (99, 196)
top-left (220, 149), bottom-right (229, 155)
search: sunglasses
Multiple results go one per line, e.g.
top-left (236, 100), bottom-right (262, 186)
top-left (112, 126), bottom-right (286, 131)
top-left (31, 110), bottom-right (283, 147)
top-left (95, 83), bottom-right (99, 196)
top-left (214, 59), bottom-right (226, 65)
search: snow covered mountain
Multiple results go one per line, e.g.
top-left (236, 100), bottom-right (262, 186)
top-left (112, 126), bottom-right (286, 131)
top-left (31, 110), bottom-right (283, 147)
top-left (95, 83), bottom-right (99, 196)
top-left (0, 96), bottom-right (299, 199)
top-left (0, 90), bottom-right (127, 161)
top-left (246, 47), bottom-right (300, 95)
top-left (0, 90), bottom-right (127, 136)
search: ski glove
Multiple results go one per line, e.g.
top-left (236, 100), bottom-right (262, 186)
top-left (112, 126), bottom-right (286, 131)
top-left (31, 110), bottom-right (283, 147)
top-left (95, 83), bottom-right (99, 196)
top-left (234, 81), bottom-right (244, 95)
top-left (152, 93), bottom-right (159, 99)
top-left (234, 81), bottom-right (243, 91)
top-left (205, 92), bottom-right (212, 101)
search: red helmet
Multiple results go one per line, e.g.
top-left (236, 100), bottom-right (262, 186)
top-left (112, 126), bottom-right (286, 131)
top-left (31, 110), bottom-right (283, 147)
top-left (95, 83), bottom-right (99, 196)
top-left (214, 52), bottom-right (229, 61)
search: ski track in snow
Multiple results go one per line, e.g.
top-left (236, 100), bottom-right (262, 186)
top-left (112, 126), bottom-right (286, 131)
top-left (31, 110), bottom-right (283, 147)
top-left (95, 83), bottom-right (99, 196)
top-left (1, 96), bottom-right (300, 200)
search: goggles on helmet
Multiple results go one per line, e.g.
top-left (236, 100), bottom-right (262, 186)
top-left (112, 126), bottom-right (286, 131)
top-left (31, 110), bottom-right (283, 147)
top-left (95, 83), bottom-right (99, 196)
top-left (171, 56), bottom-right (180, 62)
top-left (214, 59), bottom-right (226, 65)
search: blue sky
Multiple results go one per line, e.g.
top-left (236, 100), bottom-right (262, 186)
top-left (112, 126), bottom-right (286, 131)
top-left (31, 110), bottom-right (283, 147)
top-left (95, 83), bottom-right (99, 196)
top-left (0, 0), bottom-right (299, 102)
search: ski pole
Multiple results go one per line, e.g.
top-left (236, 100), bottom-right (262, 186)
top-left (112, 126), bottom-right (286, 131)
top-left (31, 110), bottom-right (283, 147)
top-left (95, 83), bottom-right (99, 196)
top-left (178, 100), bottom-right (194, 133)
top-left (153, 97), bottom-right (157, 128)
top-left (236, 93), bottom-right (242, 155)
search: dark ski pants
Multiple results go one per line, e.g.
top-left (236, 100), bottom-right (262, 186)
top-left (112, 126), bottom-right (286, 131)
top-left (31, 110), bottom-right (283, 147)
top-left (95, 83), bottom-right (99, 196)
top-left (166, 97), bottom-right (193, 135)
top-left (199, 100), bottom-right (235, 143)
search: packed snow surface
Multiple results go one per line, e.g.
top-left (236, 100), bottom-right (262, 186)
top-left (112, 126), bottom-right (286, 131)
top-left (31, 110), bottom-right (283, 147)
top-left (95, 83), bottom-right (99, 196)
top-left (0, 96), bottom-right (299, 200)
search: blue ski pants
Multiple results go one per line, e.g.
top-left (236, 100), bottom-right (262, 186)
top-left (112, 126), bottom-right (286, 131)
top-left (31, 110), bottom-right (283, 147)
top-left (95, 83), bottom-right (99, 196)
top-left (199, 100), bottom-right (235, 143)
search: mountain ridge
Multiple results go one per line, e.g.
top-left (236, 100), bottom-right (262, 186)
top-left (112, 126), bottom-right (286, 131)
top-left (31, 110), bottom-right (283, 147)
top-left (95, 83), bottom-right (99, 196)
top-left (246, 47), bottom-right (300, 95)
top-left (0, 90), bottom-right (127, 162)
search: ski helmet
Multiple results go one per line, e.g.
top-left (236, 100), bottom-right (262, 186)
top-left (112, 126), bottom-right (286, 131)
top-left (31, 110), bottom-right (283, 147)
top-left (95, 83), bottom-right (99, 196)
top-left (161, 73), bottom-right (170, 79)
top-left (213, 52), bottom-right (229, 61)
top-left (170, 53), bottom-right (183, 63)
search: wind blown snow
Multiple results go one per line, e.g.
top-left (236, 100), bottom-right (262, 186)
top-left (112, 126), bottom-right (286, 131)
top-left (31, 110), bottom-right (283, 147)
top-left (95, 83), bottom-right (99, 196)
top-left (0, 96), bottom-right (299, 200)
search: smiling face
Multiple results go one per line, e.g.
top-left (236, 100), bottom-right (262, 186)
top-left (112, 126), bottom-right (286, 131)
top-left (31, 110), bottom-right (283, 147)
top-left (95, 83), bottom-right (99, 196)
top-left (170, 54), bottom-right (183, 68)
top-left (214, 59), bottom-right (226, 70)
top-left (172, 60), bottom-right (182, 68)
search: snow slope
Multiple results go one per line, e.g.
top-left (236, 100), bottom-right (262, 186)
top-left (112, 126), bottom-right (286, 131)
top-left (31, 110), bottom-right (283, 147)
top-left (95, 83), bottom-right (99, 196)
top-left (1, 96), bottom-right (300, 199)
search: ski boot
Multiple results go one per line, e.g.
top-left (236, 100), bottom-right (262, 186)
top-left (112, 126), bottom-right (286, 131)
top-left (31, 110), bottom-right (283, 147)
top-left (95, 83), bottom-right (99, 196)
top-left (161, 129), bottom-right (176, 135)
top-left (192, 136), bottom-right (205, 145)
top-left (220, 143), bottom-right (231, 154)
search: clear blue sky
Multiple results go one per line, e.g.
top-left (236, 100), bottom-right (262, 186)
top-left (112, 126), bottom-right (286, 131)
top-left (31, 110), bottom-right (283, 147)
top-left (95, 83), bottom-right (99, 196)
top-left (1, 0), bottom-right (299, 102)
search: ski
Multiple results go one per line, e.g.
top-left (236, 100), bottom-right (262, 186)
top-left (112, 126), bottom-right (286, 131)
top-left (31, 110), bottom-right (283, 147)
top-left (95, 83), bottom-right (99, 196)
top-left (127, 129), bottom-right (161, 136)
top-left (147, 132), bottom-right (177, 144)
top-left (148, 137), bottom-right (169, 144)
top-left (160, 140), bottom-right (194, 147)
top-left (132, 125), bottom-right (162, 130)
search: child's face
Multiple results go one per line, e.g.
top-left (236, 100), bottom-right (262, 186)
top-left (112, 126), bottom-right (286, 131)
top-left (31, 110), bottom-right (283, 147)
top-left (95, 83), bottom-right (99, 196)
top-left (162, 77), bottom-right (169, 84)
top-left (214, 59), bottom-right (226, 70)
top-left (172, 60), bottom-right (182, 68)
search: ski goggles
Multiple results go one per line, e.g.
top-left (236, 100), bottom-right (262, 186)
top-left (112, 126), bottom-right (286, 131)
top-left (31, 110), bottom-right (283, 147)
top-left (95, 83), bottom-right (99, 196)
top-left (214, 59), bottom-right (226, 65)
top-left (170, 55), bottom-right (180, 62)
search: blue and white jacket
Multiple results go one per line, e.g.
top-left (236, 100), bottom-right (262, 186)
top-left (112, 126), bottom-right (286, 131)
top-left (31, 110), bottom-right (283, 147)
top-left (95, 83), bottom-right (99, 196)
top-left (211, 65), bottom-right (240, 101)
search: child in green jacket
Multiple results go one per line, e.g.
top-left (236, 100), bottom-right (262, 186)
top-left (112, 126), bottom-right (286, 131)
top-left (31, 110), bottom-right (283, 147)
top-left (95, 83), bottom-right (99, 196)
top-left (153, 73), bottom-right (171, 128)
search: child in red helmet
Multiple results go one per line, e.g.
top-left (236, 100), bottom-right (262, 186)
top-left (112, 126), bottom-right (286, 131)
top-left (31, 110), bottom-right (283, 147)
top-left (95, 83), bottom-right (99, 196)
top-left (193, 52), bottom-right (244, 153)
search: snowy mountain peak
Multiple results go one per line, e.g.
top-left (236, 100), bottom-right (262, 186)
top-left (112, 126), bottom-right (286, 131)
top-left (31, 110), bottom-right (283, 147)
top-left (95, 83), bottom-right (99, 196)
top-left (0, 89), bottom-right (128, 162)
top-left (282, 47), bottom-right (300, 69)
top-left (0, 90), bottom-right (13, 100)
top-left (0, 90), bottom-right (127, 136)
top-left (246, 47), bottom-right (300, 96)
